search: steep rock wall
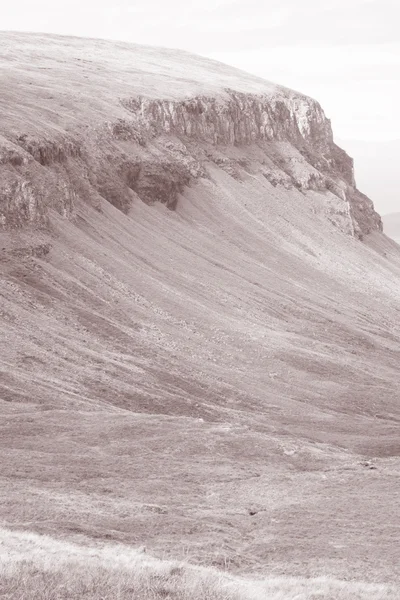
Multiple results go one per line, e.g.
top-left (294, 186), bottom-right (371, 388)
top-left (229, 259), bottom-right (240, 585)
top-left (122, 92), bottom-right (330, 146)
top-left (0, 89), bottom-right (382, 238)
top-left (122, 91), bottom-right (345, 178)
top-left (121, 90), bottom-right (382, 237)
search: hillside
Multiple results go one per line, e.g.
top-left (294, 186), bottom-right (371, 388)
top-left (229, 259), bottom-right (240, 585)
top-left (1, 32), bottom-right (400, 596)
top-left (383, 212), bottom-right (400, 244)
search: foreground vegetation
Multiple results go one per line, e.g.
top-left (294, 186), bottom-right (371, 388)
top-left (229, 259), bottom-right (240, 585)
top-left (0, 528), bottom-right (398, 600)
top-left (2, 561), bottom-right (398, 600)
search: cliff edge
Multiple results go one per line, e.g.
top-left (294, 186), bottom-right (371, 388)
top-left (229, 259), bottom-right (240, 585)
top-left (0, 32), bottom-right (381, 237)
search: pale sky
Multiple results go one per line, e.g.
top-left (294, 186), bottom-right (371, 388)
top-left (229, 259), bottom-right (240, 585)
top-left (1, 0), bottom-right (400, 142)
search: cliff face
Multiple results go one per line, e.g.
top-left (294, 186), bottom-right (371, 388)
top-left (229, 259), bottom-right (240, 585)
top-left (0, 90), bottom-right (382, 237)
top-left (0, 34), bottom-right (382, 239)
top-left (122, 92), bottom-right (332, 148)
top-left (121, 91), bottom-right (383, 237)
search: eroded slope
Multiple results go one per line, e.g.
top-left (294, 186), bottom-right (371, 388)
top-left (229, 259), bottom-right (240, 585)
top-left (0, 33), bottom-right (400, 584)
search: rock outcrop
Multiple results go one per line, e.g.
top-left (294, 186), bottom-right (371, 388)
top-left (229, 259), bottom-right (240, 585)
top-left (0, 34), bottom-right (382, 238)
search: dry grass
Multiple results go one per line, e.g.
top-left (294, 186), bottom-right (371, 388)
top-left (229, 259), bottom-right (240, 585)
top-left (0, 528), bottom-right (398, 600)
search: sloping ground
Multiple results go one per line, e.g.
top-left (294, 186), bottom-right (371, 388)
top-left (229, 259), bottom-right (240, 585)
top-left (1, 33), bottom-right (400, 592)
top-left (1, 528), bottom-right (399, 600)
top-left (383, 212), bottom-right (400, 243)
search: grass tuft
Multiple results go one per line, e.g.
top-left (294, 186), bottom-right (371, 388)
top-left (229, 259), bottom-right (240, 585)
top-left (0, 528), bottom-right (398, 599)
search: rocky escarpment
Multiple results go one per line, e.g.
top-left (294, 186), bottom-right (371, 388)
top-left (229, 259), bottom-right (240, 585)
top-left (0, 37), bottom-right (382, 239)
top-left (121, 92), bottom-right (333, 150)
top-left (121, 90), bottom-right (381, 237)
top-left (0, 134), bottom-right (78, 228)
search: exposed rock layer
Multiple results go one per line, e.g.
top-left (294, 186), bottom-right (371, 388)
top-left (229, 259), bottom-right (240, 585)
top-left (0, 34), bottom-right (382, 238)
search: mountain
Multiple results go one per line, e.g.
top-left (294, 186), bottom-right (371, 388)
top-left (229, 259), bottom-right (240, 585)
top-left (382, 212), bottom-right (400, 244)
top-left (337, 138), bottom-right (400, 216)
top-left (1, 32), bottom-right (400, 596)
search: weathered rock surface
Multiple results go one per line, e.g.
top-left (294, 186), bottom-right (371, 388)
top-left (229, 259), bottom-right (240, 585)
top-left (0, 33), bottom-right (381, 238)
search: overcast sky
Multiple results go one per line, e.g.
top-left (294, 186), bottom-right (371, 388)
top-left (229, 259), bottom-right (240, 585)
top-left (2, 0), bottom-right (399, 142)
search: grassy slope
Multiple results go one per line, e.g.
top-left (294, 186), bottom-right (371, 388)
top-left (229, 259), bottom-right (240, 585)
top-left (2, 165), bottom-right (400, 585)
top-left (0, 31), bottom-right (285, 137)
top-left (1, 528), bottom-right (399, 600)
top-left (1, 33), bottom-right (400, 595)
